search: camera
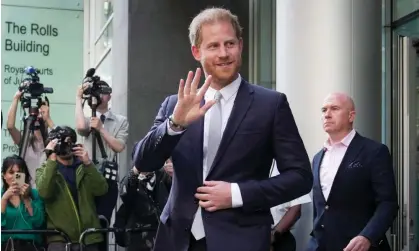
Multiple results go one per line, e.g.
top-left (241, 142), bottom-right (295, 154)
top-left (82, 68), bottom-right (112, 106)
top-left (15, 174), bottom-right (21, 179)
top-left (47, 126), bottom-right (75, 156)
top-left (19, 67), bottom-right (53, 108)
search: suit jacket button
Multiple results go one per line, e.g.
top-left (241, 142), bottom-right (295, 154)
top-left (321, 225), bottom-right (325, 228)
top-left (325, 205), bottom-right (329, 210)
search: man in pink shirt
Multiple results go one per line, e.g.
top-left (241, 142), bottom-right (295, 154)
top-left (307, 93), bottom-right (398, 251)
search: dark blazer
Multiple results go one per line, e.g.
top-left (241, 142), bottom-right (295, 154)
top-left (133, 80), bottom-right (313, 251)
top-left (307, 133), bottom-right (398, 251)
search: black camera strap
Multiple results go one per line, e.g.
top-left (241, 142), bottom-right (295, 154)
top-left (139, 179), bottom-right (162, 224)
top-left (90, 113), bottom-right (108, 164)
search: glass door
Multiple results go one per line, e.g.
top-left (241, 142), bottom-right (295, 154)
top-left (392, 29), bottom-right (419, 251)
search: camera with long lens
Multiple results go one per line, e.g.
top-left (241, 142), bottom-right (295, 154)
top-left (47, 127), bottom-right (74, 156)
top-left (82, 68), bottom-right (112, 106)
top-left (19, 66), bottom-right (53, 109)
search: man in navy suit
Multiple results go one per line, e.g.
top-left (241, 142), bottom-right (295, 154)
top-left (133, 7), bottom-right (313, 251)
top-left (307, 93), bottom-right (398, 251)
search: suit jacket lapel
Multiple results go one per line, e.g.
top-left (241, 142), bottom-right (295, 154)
top-left (313, 149), bottom-right (327, 203)
top-left (207, 81), bottom-right (254, 176)
top-left (327, 133), bottom-right (365, 201)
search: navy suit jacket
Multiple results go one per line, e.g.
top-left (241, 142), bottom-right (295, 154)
top-left (307, 133), bottom-right (398, 251)
top-left (133, 80), bottom-right (313, 251)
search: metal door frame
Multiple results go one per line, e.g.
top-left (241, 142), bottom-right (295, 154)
top-left (392, 35), bottom-right (418, 251)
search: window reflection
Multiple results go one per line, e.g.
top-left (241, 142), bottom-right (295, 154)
top-left (249, 0), bottom-right (276, 89)
top-left (394, 0), bottom-right (419, 20)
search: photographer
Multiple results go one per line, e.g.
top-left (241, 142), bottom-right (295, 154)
top-left (114, 160), bottom-right (172, 251)
top-left (7, 90), bottom-right (55, 187)
top-left (36, 126), bottom-right (108, 251)
top-left (75, 81), bottom-right (128, 219)
top-left (75, 81), bottom-right (128, 160)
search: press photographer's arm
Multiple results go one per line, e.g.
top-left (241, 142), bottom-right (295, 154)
top-left (91, 117), bottom-right (128, 153)
top-left (39, 104), bottom-right (54, 129)
top-left (75, 84), bottom-right (89, 136)
top-left (72, 144), bottom-right (108, 196)
top-left (7, 91), bottom-right (23, 144)
top-left (36, 139), bottom-right (58, 199)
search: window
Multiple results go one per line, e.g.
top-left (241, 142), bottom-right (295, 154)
top-left (248, 0), bottom-right (276, 89)
top-left (393, 0), bottom-right (419, 20)
top-left (85, 0), bottom-right (113, 69)
top-left (83, 0), bottom-right (114, 113)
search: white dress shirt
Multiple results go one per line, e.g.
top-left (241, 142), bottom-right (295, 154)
top-left (167, 75), bottom-right (244, 207)
top-left (96, 110), bottom-right (110, 120)
top-left (269, 162), bottom-right (311, 228)
top-left (320, 129), bottom-right (356, 200)
top-left (96, 110), bottom-right (109, 129)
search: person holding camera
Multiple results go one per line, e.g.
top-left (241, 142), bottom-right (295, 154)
top-left (1, 155), bottom-right (45, 251)
top-left (114, 160), bottom-right (172, 251)
top-left (75, 81), bottom-right (128, 221)
top-left (75, 81), bottom-right (128, 163)
top-left (7, 91), bottom-right (55, 187)
top-left (36, 126), bottom-right (108, 251)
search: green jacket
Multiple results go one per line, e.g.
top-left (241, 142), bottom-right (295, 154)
top-left (36, 159), bottom-right (108, 245)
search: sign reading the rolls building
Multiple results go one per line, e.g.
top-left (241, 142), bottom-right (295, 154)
top-left (1, 1), bottom-right (84, 158)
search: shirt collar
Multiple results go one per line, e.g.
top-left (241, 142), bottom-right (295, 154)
top-left (324, 129), bottom-right (356, 150)
top-left (205, 74), bottom-right (242, 101)
top-left (96, 110), bottom-right (115, 120)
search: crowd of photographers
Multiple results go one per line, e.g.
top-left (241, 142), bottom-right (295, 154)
top-left (1, 79), bottom-right (173, 251)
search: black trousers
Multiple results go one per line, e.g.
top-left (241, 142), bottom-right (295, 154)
top-left (96, 219), bottom-right (109, 251)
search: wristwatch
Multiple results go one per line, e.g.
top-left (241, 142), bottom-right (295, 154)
top-left (169, 115), bottom-right (186, 131)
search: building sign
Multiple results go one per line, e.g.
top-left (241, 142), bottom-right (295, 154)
top-left (1, 3), bottom-right (83, 158)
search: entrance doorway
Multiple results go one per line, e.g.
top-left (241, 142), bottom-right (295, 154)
top-left (392, 17), bottom-right (419, 251)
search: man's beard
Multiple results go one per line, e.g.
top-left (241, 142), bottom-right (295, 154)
top-left (207, 58), bottom-right (242, 86)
